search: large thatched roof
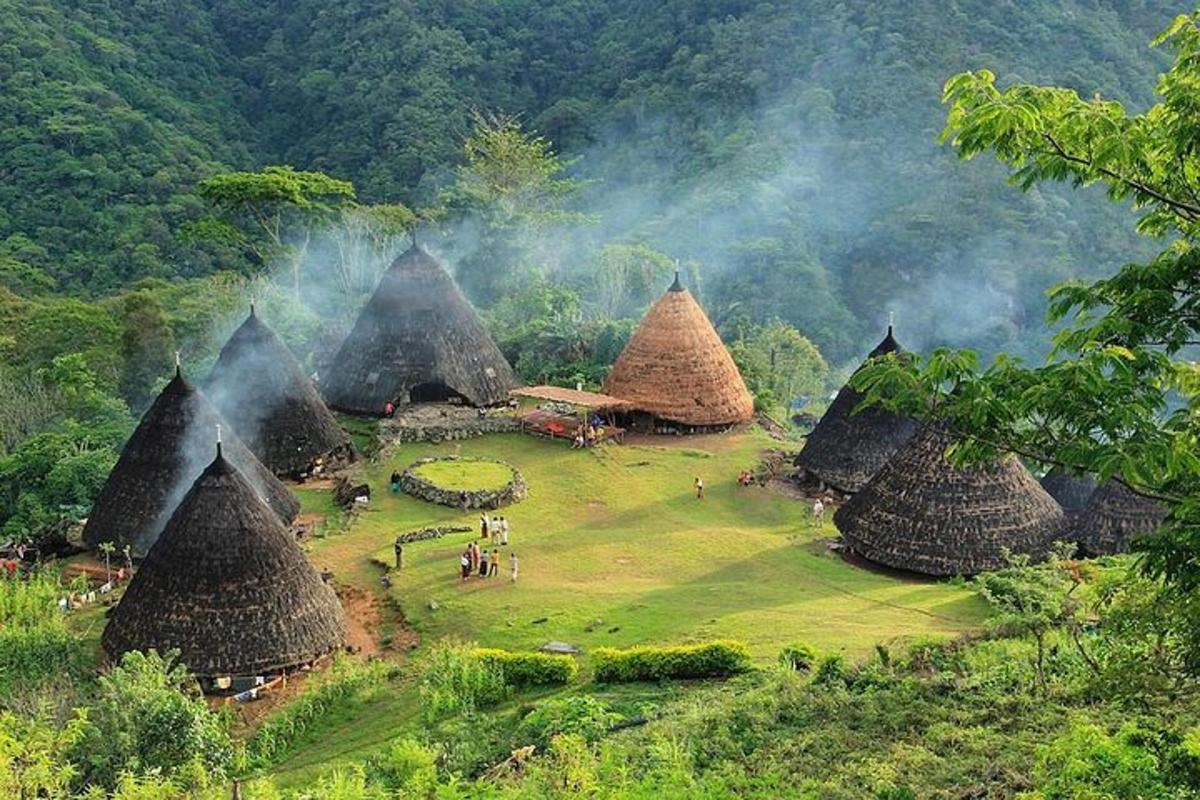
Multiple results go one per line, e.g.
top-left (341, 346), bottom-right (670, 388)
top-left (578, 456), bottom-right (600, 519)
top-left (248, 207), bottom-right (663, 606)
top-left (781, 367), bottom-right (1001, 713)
top-left (833, 422), bottom-right (1065, 576)
top-left (321, 245), bottom-right (517, 413)
top-left (102, 450), bottom-right (345, 677)
top-left (1069, 479), bottom-right (1165, 556)
top-left (1039, 467), bottom-right (1097, 514)
top-left (82, 368), bottom-right (300, 559)
top-left (794, 325), bottom-right (918, 493)
top-left (205, 308), bottom-right (351, 476)
top-left (601, 274), bottom-right (754, 427)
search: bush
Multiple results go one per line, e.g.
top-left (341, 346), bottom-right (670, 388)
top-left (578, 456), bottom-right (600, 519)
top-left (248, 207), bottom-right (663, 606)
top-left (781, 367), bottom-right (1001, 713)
top-left (518, 696), bottom-right (623, 749)
top-left (812, 653), bottom-right (847, 687)
top-left (366, 737), bottom-right (438, 795)
top-left (73, 650), bottom-right (233, 791)
top-left (592, 641), bottom-right (752, 683)
top-left (779, 642), bottom-right (817, 672)
top-left (474, 648), bottom-right (578, 687)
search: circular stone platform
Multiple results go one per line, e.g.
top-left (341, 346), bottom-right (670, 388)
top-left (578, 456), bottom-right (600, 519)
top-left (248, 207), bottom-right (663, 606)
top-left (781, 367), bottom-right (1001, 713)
top-left (399, 456), bottom-right (527, 509)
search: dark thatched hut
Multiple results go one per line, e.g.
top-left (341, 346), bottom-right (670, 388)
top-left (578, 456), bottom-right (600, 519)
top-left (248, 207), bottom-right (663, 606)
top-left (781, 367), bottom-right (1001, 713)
top-left (833, 422), bottom-right (1065, 576)
top-left (1039, 467), bottom-right (1097, 514)
top-left (102, 449), bottom-right (345, 678)
top-left (601, 273), bottom-right (753, 429)
top-left (793, 324), bottom-right (918, 493)
top-left (1069, 479), bottom-right (1166, 556)
top-left (321, 245), bottom-right (517, 414)
top-left (205, 308), bottom-right (351, 476)
top-left (82, 368), bottom-right (300, 559)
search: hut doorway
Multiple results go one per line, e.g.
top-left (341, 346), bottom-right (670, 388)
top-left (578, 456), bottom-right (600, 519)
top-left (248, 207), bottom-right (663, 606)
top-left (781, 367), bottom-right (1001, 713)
top-left (408, 382), bottom-right (469, 405)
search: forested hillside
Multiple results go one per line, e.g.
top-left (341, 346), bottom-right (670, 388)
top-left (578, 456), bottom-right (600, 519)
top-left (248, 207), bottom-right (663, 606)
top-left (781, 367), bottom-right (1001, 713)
top-left (0, 0), bottom-right (1181, 360)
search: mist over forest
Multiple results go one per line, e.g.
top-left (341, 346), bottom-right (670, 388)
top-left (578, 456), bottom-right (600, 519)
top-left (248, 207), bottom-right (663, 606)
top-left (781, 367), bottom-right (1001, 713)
top-left (0, 0), bottom-right (1180, 369)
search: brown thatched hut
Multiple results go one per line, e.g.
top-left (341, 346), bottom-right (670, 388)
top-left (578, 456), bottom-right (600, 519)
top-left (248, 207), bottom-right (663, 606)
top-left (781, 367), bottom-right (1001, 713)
top-left (1039, 467), bottom-right (1097, 514)
top-left (793, 324), bottom-right (918, 493)
top-left (205, 308), bottom-right (351, 477)
top-left (833, 422), bottom-right (1065, 576)
top-left (1069, 479), bottom-right (1165, 556)
top-left (102, 448), bottom-right (345, 678)
top-left (321, 245), bottom-right (517, 414)
top-left (601, 273), bottom-right (753, 429)
top-left (82, 368), bottom-right (300, 559)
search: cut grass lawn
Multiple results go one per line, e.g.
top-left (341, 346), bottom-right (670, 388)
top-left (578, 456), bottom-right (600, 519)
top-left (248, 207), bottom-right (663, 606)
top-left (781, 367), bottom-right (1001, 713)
top-left (304, 429), bottom-right (986, 659)
top-left (276, 427), bottom-right (989, 785)
top-left (409, 457), bottom-right (516, 492)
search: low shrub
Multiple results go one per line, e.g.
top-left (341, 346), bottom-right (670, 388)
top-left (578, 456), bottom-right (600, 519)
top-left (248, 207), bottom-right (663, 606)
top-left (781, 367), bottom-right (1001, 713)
top-left (474, 648), bottom-right (578, 687)
top-left (779, 641), bottom-right (817, 672)
top-left (592, 640), bottom-right (752, 683)
top-left (812, 653), bottom-right (846, 687)
top-left (518, 695), bottom-right (623, 749)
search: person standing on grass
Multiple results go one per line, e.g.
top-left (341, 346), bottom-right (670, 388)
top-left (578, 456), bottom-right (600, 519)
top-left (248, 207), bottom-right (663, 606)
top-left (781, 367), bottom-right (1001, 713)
top-left (394, 538), bottom-right (404, 570)
top-left (480, 513), bottom-right (489, 540)
top-left (479, 548), bottom-right (490, 578)
top-left (460, 549), bottom-right (471, 581)
top-left (695, 476), bottom-right (704, 499)
top-left (812, 498), bottom-right (825, 524)
top-left (489, 549), bottom-right (499, 577)
top-left (509, 552), bottom-right (519, 583)
top-left (500, 516), bottom-right (510, 546)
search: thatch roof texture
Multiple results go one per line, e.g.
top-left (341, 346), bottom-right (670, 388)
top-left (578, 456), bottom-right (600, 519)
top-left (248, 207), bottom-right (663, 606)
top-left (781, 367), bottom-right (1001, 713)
top-left (1069, 479), bottom-right (1165, 556)
top-left (321, 245), bottom-right (517, 413)
top-left (1039, 467), bottom-right (1097, 514)
top-left (205, 308), bottom-right (351, 475)
top-left (833, 423), bottom-right (1065, 576)
top-left (103, 450), bottom-right (345, 677)
top-left (82, 369), bottom-right (300, 559)
top-left (601, 275), bottom-right (753, 426)
top-left (794, 325), bottom-right (918, 493)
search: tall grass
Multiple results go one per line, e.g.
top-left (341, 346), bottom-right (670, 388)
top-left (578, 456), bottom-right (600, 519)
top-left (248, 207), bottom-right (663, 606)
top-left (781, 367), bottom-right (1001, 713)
top-left (0, 572), bottom-right (88, 695)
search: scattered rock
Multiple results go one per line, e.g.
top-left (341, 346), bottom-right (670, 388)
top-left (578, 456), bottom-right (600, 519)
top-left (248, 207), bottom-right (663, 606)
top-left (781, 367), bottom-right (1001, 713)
top-left (531, 616), bottom-right (549, 625)
top-left (607, 626), bottom-right (621, 633)
top-left (584, 618), bottom-right (603, 632)
top-left (541, 641), bottom-right (581, 654)
top-left (428, 599), bottom-right (439, 611)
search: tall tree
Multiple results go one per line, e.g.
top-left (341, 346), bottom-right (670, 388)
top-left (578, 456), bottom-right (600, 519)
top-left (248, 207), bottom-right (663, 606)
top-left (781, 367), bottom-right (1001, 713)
top-left (447, 113), bottom-right (588, 300)
top-left (118, 292), bottom-right (176, 411)
top-left (195, 166), bottom-right (356, 298)
top-left (854, 11), bottom-right (1200, 591)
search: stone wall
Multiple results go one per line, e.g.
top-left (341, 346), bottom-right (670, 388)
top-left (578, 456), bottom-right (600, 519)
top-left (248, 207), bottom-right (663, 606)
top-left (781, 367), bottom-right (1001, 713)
top-left (395, 525), bottom-right (473, 544)
top-left (399, 455), bottom-right (527, 510)
top-left (383, 404), bottom-right (519, 443)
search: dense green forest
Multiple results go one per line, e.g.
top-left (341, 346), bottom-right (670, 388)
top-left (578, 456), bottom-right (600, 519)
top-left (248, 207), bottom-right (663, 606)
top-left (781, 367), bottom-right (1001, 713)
top-left (0, 0), bottom-right (1181, 359)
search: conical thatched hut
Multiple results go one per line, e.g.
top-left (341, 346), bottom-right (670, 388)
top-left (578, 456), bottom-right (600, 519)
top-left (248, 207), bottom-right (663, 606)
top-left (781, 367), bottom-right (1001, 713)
top-left (321, 245), bottom-right (517, 414)
top-left (833, 422), bottom-right (1065, 576)
top-left (1069, 479), bottom-right (1165, 556)
top-left (205, 308), bottom-right (351, 476)
top-left (793, 324), bottom-right (918, 493)
top-left (82, 368), bottom-right (300, 559)
top-left (601, 273), bottom-right (753, 429)
top-left (1039, 467), bottom-right (1097, 514)
top-left (102, 448), bottom-right (345, 678)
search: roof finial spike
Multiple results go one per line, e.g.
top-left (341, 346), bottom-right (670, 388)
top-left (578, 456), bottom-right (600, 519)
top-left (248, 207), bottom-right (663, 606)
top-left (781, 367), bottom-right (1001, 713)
top-left (888, 310), bottom-right (894, 336)
top-left (174, 350), bottom-right (181, 378)
top-left (216, 423), bottom-right (222, 459)
top-left (249, 302), bottom-right (256, 318)
top-left (668, 261), bottom-right (683, 293)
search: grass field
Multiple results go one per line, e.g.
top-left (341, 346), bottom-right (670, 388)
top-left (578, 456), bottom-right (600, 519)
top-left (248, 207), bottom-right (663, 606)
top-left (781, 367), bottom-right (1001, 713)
top-left (273, 427), bottom-right (988, 785)
top-left (409, 457), bottom-right (517, 491)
